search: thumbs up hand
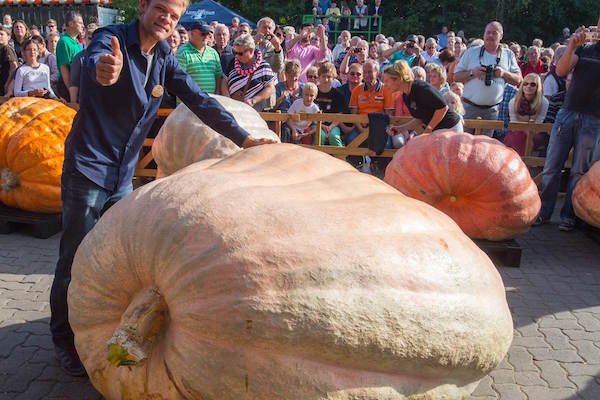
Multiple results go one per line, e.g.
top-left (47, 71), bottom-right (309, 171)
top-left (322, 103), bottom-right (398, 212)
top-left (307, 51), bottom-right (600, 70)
top-left (96, 36), bottom-right (123, 86)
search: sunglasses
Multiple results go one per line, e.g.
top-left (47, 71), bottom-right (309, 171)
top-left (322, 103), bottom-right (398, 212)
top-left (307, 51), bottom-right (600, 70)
top-left (523, 82), bottom-right (537, 87)
top-left (47, 25), bottom-right (56, 28)
top-left (307, 75), bottom-right (318, 79)
top-left (234, 51), bottom-right (246, 56)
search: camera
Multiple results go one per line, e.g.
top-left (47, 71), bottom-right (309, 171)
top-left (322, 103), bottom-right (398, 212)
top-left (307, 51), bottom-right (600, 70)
top-left (264, 33), bottom-right (273, 41)
top-left (406, 42), bottom-right (414, 49)
top-left (483, 65), bottom-right (494, 86)
top-left (354, 47), bottom-right (363, 53)
top-left (585, 31), bottom-right (598, 42)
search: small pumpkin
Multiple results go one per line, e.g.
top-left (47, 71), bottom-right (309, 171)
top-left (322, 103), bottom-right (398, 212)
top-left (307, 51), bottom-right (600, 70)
top-left (384, 131), bottom-right (541, 241)
top-left (573, 161), bottom-right (600, 228)
top-left (0, 97), bottom-right (76, 213)
top-left (152, 95), bottom-right (279, 177)
top-left (69, 144), bottom-right (513, 400)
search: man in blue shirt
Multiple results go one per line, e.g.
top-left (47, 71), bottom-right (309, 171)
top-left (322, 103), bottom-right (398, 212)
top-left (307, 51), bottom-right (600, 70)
top-left (49, 0), bottom-right (275, 377)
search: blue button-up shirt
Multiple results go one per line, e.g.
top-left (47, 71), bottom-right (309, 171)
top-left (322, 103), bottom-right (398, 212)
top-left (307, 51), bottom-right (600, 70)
top-left (64, 21), bottom-right (249, 191)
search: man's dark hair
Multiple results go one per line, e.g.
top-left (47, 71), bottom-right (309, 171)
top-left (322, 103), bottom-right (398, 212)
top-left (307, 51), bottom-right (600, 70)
top-left (65, 11), bottom-right (82, 25)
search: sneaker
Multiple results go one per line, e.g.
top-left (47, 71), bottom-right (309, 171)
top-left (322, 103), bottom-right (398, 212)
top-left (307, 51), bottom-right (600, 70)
top-left (558, 219), bottom-right (576, 232)
top-left (532, 216), bottom-right (549, 226)
top-left (55, 347), bottom-right (87, 377)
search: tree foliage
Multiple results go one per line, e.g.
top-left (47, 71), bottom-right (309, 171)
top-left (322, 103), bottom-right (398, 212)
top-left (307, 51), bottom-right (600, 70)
top-left (111, 0), bottom-right (599, 45)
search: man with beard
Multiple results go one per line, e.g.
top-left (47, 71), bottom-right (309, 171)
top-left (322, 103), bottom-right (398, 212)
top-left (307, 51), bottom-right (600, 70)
top-left (49, 0), bottom-right (276, 378)
top-left (286, 23), bottom-right (327, 82)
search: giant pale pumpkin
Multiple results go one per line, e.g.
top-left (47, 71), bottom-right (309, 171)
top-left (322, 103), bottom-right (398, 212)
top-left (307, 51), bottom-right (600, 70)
top-left (0, 97), bottom-right (76, 213)
top-left (384, 131), bottom-right (541, 241)
top-left (69, 144), bottom-right (513, 400)
top-left (573, 161), bottom-right (600, 228)
top-left (152, 95), bottom-right (279, 177)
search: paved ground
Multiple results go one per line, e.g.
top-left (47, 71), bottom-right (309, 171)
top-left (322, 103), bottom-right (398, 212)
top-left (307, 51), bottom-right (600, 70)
top-left (0, 214), bottom-right (599, 399)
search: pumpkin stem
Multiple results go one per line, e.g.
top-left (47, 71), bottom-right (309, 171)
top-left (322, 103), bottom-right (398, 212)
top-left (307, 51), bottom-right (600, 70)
top-left (0, 168), bottom-right (20, 192)
top-left (450, 195), bottom-right (458, 203)
top-left (107, 286), bottom-right (169, 367)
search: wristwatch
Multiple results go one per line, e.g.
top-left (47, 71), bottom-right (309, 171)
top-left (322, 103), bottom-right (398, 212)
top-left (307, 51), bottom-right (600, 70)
top-left (469, 71), bottom-right (474, 78)
top-left (250, 98), bottom-right (256, 106)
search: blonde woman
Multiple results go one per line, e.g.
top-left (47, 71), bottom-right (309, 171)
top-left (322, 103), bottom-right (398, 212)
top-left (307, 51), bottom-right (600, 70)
top-left (504, 73), bottom-right (549, 155)
top-left (383, 60), bottom-right (462, 139)
top-left (425, 62), bottom-right (450, 94)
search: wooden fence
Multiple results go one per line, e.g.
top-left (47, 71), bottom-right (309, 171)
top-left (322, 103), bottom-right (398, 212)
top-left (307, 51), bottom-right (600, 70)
top-left (134, 109), bottom-right (557, 181)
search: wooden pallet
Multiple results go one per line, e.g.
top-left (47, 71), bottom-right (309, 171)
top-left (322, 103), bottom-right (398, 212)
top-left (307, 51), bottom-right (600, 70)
top-left (0, 204), bottom-right (62, 239)
top-left (474, 238), bottom-right (522, 268)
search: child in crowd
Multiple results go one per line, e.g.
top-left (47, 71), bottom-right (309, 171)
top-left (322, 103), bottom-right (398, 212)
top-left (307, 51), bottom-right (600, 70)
top-left (444, 91), bottom-right (465, 116)
top-left (287, 82), bottom-right (320, 144)
top-left (305, 65), bottom-right (319, 85)
top-left (450, 81), bottom-right (464, 97)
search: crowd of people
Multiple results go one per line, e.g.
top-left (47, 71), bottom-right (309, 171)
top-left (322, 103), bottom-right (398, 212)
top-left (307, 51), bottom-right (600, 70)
top-left (0, 10), bottom-right (599, 234)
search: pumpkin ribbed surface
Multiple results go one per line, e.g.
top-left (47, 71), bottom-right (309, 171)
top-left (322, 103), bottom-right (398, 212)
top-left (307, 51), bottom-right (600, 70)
top-left (0, 97), bottom-right (76, 213)
top-left (152, 95), bottom-right (279, 177)
top-left (69, 144), bottom-right (512, 400)
top-left (573, 161), bottom-right (600, 228)
top-left (384, 131), bottom-right (541, 241)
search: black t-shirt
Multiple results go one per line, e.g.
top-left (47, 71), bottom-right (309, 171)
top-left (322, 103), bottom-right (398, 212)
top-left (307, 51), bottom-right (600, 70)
top-left (315, 87), bottom-right (348, 114)
top-left (0, 45), bottom-right (17, 96)
top-left (338, 83), bottom-right (353, 111)
top-left (402, 79), bottom-right (461, 129)
top-left (563, 43), bottom-right (600, 118)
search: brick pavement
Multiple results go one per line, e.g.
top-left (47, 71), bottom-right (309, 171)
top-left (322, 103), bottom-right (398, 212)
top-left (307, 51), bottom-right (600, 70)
top-left (0, 218), bottom-right (599, 399)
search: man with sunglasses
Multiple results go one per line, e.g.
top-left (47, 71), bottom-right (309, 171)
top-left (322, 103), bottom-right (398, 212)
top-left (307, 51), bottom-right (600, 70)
top-left (50, 0), bottom-right (276, 378)
top-left (176, 22), bottom-right (222, 94)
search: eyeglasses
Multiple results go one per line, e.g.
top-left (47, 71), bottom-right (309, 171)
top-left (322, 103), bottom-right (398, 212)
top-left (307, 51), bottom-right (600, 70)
top-left (523, 82), bottom-right (537, 87)
top-left (234, 51), bottom-right (246, 56)
top-left (47, 24), bottom-right (56, 28)
top-left (307, 75), bottom-right (318, 79)
top-left (349, 72), bottom-right (362, 76)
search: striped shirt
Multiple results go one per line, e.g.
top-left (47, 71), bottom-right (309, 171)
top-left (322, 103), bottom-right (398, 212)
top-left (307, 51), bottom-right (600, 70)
top-left (226, 59), bottom-right (277, 102)
top-left (176, 42), bottom-right (222, 94)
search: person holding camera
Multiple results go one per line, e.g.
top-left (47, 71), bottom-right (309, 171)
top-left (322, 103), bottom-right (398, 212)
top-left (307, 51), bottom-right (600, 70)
top-left (339, 39), bottom-right (368, 75)
top-left (255, 17), bottom-right (284, 74)
top-left (535, 20), bottom-right (600, 232)
top-left (286, 23), bottom-right (327, 83)
top-left (454, 21), bottom-right (522, 136)
top-left (381, 34), bottom-right (427, 68)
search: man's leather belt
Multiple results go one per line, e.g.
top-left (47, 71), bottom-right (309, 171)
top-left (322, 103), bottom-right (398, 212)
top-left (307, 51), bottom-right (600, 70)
top-left (463, 98), bottom-right (500, 109)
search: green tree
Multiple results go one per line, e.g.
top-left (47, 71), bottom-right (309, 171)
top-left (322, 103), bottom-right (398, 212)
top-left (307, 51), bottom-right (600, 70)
top-left (112, 0), bottom-right (139, 23)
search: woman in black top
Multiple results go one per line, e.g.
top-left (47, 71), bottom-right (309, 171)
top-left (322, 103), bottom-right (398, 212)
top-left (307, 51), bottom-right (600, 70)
top-left (382, 60), bottom-right (462, 139)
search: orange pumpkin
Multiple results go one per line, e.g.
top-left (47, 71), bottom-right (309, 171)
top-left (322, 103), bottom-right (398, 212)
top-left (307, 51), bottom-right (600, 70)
top-left (384, 131), bottom-right (541, 241)
top-left (0, 98), bottom-right (76, 213)
top-left (573, 161), bottom-right (600, 228)
top-left (69, 144), bottom-right (513, 400)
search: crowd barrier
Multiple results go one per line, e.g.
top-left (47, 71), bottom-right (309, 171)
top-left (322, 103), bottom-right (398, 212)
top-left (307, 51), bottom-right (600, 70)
top-left (134, 109), bottom-right (559, 183)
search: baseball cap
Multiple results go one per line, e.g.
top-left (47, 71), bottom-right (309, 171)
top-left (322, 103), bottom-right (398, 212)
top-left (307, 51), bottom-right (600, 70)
top-left (189, 22), bottom-right (214, 34)
top-left (406, 34), bottom-right (418, 43)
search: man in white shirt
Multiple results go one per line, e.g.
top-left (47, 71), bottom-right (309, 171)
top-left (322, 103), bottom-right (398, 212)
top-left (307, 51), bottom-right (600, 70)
top-left (454, 21), bottom-right (522, 136)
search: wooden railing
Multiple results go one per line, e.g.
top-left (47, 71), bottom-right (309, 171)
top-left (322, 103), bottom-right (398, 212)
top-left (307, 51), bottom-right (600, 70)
top-left (134, 109), bottom-right (557, 180)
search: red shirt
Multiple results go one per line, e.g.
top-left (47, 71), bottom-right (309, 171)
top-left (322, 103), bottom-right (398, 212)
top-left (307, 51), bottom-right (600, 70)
top-left (520, 59), bottom-right (548, 76)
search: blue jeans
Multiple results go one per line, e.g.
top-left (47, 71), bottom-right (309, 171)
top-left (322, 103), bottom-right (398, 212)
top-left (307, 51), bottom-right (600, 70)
top-left (50, 169), bottom-right (132, 350)
top-left (539, 110), bottom-right (600, 222)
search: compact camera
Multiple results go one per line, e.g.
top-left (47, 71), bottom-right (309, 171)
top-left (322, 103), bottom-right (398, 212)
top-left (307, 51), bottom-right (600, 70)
top-left (264, 33), bottom-right (273, 41)
top-left (483, 65), bottom-right (494, 86)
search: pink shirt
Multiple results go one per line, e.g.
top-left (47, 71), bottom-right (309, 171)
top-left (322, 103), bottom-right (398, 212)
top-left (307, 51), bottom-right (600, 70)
top-left (287, 42), bottom-right (324, 83)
